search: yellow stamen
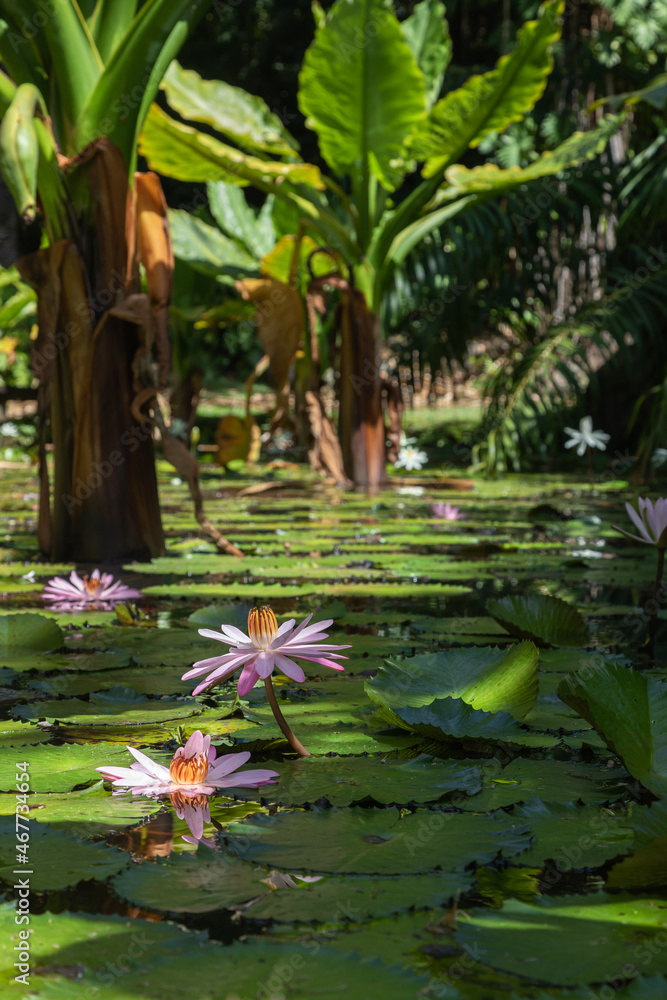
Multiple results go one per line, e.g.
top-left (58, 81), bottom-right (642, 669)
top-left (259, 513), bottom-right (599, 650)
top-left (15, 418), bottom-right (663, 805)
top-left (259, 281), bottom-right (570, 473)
top-left (169, 749), bottom-right (209, 785)
top-left (248, 606), bottom-right (278, 649)
top-left (83, 575), bottom-right (103, 597)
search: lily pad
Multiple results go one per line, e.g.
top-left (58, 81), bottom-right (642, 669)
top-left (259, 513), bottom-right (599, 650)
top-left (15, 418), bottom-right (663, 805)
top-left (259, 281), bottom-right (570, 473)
top-left (224, 806), bottom-right (532, 874)
top-left (0, 612), bottom-right (63, 663)
top-left (0, 818), bottom-right (129, 889)
top-left (558, 662), bottom-right (667, 796)
top-left (455, 894), bottom-right (667, 985)
top-left (366, 642), bottom-right (540, 721)
top-left (487, 594), bottom-right (588, 647)
top-left (512, 798), bottom-right (635, 869)
top-left (230, 754), bottom-right (483, 807)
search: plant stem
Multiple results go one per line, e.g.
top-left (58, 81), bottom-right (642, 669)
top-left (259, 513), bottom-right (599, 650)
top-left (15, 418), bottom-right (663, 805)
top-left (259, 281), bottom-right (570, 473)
top-left (587, 447), bottom-right (594, 488)
top-left (648, 547), bottom-right (665, 660)
top-left (264, 677), bottom-right (311, 757)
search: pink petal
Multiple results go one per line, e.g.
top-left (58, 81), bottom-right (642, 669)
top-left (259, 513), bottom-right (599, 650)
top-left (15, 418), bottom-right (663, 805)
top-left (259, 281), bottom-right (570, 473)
top-left (272, 653), bottom-right (305, 683)
top-left (237, 661), bottom-right (261, 696)
top-left (182, 730), bottom-right (205, 758)
top-left (291, 653), bottom-right (347, 670)
top-left (254, 651), bottom-right (275, 679)
top-left (183, 802), bottom-right (205, 841)
top-left (269, 620), bottom-right (296, 647)
top-left (208, 750), bottom-right (251, 778)
top-left (183, 650), bottom-right (254, 680)
top-left (190, 660), bottom-right (247, 695)
top-left (213, 769), bottom-right (278, 788)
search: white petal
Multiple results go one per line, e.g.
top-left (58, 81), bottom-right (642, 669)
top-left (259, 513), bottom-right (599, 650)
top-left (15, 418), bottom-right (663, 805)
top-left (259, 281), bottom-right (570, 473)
top-left (126, 746), bottom-right (171, 780)
top-left (218, 624), bottom-right (252, 644)
top-left (198, 628), bottom-right (234, 644)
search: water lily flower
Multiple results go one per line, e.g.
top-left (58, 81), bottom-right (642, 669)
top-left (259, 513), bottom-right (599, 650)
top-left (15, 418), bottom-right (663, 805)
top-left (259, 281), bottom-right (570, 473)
top-left (183, 607), bottom-right (350, 698)
top-left (96, 730), bottom-right (278, 800)
top-left (564, 416), bottom-right (610, 457)
top-left (430, 502), bottom-right (462, 520)
top-left (42, 569), bottom-right (142, 610)
top-left (183, 607), bottom-right (350, 757)
top-left (612, 497), bottom-right (667, 549)
top-left (394, 445), bottom-right (428, 471)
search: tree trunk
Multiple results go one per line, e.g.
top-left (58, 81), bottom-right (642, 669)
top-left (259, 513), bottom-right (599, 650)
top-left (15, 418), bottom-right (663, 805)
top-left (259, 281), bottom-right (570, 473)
top-left (18, 140), bottom-right (166, 562)
top-left (337, 287), bottom-right (386, 489)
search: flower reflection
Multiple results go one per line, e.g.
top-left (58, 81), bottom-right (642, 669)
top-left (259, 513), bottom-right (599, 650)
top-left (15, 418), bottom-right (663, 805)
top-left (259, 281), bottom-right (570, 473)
top-left (169, 789), bottom-right (214, 844)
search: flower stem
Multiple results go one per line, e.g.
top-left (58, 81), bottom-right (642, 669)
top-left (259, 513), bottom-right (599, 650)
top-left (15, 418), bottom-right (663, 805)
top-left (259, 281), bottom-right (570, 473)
top-left (264, 677), bottom-right (311, 757)
top-left (648, 547), bottom-right (665, 660)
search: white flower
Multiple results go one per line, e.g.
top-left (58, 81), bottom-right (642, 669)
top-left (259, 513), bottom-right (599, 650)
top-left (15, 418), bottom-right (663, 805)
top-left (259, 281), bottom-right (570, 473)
top-left (652, 449), bottom-right (667, 468)
top-left (1, 422), bottom-right (19, 438)
top-left (564, 416), bottom-right (610, 457)
top-left (394, 445), bottom-right (428, 471)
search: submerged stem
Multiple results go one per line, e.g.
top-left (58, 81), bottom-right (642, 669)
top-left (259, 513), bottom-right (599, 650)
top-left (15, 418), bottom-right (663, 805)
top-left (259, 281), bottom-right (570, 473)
top-left (264, 677), bottom-right (311, 757)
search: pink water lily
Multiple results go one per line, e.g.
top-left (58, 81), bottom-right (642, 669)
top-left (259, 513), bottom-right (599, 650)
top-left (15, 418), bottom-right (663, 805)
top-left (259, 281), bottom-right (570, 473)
top-left (43, 569), bottom-right (142, 610)
top-left (96, 730), bottom-right (278, 803)
top-left (430, 502), bottom-right (462, 521)
top-left (612, 497), bottom-right (667, 549)
top-left (183, 607), bottom-right (350, 758)
top-left (183, 607), bottom-right (350, 697)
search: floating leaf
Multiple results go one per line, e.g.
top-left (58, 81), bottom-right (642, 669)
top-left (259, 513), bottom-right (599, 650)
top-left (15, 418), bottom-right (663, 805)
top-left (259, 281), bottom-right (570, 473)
top-left (225, 807), bottom-right (532, 874)
top-left (0, 613), bottom-right (63, 658)
top-left (366, 642), bottom-right (539, 720)
top-left (0, 819), bottom-right (129, 890)
top-left (455, 894), bottom-right (667, 985)
top-left (558, 662), bottom-right (667, 796)
top-left (486, 594), bottom-right (588, 647)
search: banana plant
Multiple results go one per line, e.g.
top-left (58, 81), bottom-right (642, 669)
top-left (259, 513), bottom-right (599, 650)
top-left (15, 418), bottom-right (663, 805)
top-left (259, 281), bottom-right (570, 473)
top-left (0, 0), bottom-right (213, 560)
top-left (140, 0), bottom-right (622, 487)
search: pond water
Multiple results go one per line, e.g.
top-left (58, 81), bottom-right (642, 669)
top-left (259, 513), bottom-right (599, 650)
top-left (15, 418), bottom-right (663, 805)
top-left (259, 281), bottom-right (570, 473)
top-left (1, 464), bottom-right (666, 999)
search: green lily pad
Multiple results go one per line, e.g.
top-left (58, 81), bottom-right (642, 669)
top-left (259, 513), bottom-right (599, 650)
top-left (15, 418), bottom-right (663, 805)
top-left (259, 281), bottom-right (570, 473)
top-left (0, 818), bottom-right (129, 889)
top-left (245, 870), bottom-right (473, 923)
top-left (487, 594), bottom-right (588, 647)
top-left (0, 612), bottom-right (63, 654)
top-left (460, 756), bottom-right (631, 810)
top-left (559, 662), bottom-right (667, 796)
top-left (0, 784), bottom-right (162, 837)
top-left (0, 906), bottom-right (430, 997)
top-left (512, 798), bottom-right (635, 869)
top-left (366, 642), bottom-right (539, 721)
top-left (0, 742), bottom-right (137, 793)
top-left (230, 754), bottom-right (482, 807)
top-left (224, 806), bottom-right (532, 874)
top-left (455, 894), bottom-right (667, 985)
top-left (187, 602), bottom-right (253, 629)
